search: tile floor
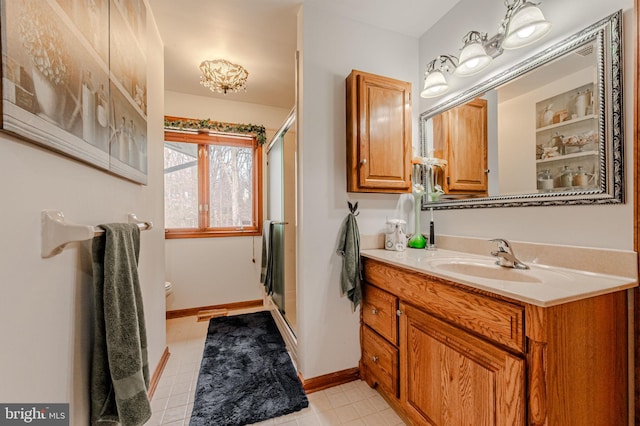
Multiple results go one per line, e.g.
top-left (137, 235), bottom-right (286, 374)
top-left (148, 308), bottom-right (406, 425)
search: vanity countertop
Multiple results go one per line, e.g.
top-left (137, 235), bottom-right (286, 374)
top-left (360, 248), bottom-right (638, 307)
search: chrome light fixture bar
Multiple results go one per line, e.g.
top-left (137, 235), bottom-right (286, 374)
top-left (421, 0), bottom-right (551, 98)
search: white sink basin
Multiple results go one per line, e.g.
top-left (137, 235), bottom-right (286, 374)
top-left (429, 259), bottom-right (541, 283)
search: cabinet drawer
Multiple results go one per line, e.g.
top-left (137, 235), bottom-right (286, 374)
top-left (361, 325), bottom-right (398, 397)
top-left (362, 284), bottom-right (398, 345)
top-left (364, 259), bottom-right (525, 352)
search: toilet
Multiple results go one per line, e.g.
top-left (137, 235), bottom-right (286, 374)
top-left (165, 281), bottom-right (173, 297)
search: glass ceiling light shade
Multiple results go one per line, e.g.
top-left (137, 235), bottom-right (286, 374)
top-left (454, 31), bottom-right (493, 77)
top-left (420, 55), bottom-right (458, 98)
top-left (199, 59), bottom-right (249, 94)
top-left (420, 69), bottom-right (449, 98)
top-left (502, 2), bottom-right (552, 49)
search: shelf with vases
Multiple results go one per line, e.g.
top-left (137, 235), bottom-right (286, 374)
top-left (536, 114), bottom-right (597, 133)
top-left (536, 150), bottom-right (598, 164)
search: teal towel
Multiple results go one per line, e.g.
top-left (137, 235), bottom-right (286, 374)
top-left (336, 213), bottom-right (362, 308)
top-left (91, 223), bottom-right (151, 426)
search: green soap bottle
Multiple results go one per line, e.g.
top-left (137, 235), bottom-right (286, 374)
top-left (408, 233), bottom-right (427, 249)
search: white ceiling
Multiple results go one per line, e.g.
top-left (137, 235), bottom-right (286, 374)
top-left (147, 0), bottom-right (462, 109)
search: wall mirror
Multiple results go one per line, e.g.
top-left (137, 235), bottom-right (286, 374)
top-left (419, 10), bottom-right (623, 209)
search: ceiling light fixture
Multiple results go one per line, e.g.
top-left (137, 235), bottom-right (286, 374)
top-left (421, 0), bottom-right (551, 98)
top-left (199, 59), bottom-right (249, 94)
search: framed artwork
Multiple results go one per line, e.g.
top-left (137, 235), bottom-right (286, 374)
top-left (1, 0), bottom-right (148, 184)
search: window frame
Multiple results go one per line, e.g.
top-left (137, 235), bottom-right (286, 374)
top-left (163, 128), bottom-right (263, 239)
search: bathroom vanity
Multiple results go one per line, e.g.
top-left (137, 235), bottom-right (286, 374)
top-left (359, 247), bottom-right (636, 426)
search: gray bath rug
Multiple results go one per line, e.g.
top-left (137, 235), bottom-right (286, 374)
top-left (190, 311), bottom-right (308, 425)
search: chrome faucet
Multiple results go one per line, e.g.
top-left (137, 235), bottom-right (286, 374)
top-left (489, 238), bottom-right (529, 270)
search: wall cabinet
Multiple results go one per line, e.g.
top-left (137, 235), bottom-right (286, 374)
top-left (433, 98), bottom-right (488, 195)
top-left (346, 70), bottom-right (412, 193)
top-left (360, 258), bottom-right (628, 426)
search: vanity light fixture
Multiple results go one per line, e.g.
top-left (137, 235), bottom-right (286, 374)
top-left (454, 31), bottom-right (493, 77)
top-left (420, 55), bottom-right (458, 98)
top-left (420, 0), bottom-right (551, 98)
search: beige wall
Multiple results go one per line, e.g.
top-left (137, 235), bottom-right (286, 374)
top-left (297, 4), bottom-right (420, 379)
top-left (0, 11), bottom-right (166, 424)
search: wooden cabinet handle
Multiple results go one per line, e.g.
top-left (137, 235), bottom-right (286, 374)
top-left (372, 355), bottom-right (379, 363)
top-left (371, 308), bottom-right (378, 315)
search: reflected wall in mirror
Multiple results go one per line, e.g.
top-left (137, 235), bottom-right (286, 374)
top-left (420, 10), bottom-right (623, 209)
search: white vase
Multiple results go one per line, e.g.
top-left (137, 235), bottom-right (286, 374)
top-left (575, 92), bottom-right (586, 117)
top-left (32, 68), bottom-right (66, 126)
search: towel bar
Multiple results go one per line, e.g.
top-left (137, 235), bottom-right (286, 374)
top-left (41, 210), bottom-right (153, 258)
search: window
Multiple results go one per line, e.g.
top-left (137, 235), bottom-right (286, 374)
top-left (164, 128), bottom-right (263, 238)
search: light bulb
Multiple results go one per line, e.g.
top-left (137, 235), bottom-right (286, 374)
top-left (465, 58), bottom-right (480, 69)
top-left (517, 25), bottom-right (536, 39)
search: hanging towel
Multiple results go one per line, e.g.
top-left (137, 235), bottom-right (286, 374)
top-left (260, 220), bottom-right (274, 295)
top-left (336, 212), bottom-right (362, 309)
top-left (91, 223), bottom-right (151, 426)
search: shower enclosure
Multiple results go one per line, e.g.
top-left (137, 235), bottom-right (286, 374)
top-left (266, 108), bottom-right (297, 334)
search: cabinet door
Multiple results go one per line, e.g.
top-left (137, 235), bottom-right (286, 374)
top-left (399, 303), bottom-right (525, 426)
top-left (434, 98), bottom-right (488, 194)
top-left (346, 70), bottom-right (412, 193)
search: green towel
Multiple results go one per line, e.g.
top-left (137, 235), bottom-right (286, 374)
top-left (91, 223), bottom-right (151, 426)
top-left (337, 213), bottom-right (362, 308)
top-left (260, 220), bottom-right (273, 294)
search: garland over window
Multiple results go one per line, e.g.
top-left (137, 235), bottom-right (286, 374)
top-left (164, 116), bottom-right (267, 145)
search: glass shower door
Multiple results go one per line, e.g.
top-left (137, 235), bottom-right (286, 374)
top-left (266, 108), bottom-right (296, 333)
top-left (267, 136), bottom-right (285, 316)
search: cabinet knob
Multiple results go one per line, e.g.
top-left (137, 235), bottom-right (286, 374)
top-left (485, 169), bottom-right (490, 173)
top-left (371, 308), bottom-right (378, 315)
top-left (372, 355), bottom-right (379, 363)
top-left (360, 158), bottom-right (367, 165)
top-left (396, 309), bottom-right (403, 316)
